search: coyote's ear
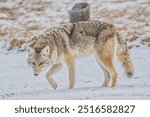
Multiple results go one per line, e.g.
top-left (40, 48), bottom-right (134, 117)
top-left (27, 46), bottom-right (35, 56)
top-left (41, 45), bottom-right (50, 56)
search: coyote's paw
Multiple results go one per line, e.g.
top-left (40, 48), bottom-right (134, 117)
top-left (47, 78), bottom-right (57, 90)
top-left (69, 85), bottom-right (74, 89)
top-left (101, 83), bottom-right (108, 87)
top-left (111, 83), bottom-right (117, 88)
top-left (51, 83), bottom-right (57, 90)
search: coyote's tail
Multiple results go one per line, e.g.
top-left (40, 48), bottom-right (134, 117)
top-left (117, 32), bottom-right (134, 77)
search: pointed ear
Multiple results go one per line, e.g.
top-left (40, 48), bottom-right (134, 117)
top-left (41, 45), bottom-right (50, 56)
top-left (27, 46), bottom-right (35, 56)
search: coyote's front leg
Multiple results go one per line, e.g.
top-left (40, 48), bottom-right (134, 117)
top-left (46, 63), bottom-right (62, 90)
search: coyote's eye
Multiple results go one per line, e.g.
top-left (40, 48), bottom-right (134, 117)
top-left (32, 62), bottom-right (36, 66)
top-left (39, 62), bottom-right (43, 66)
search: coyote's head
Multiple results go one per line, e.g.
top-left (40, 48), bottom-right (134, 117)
top-left (27, 45), bottom-right (57, 76)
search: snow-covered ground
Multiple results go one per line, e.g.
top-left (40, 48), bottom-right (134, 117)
top-left (0, 0), bottom-right (150, 99)
top-left (0, 46), bottom-right (150, 100)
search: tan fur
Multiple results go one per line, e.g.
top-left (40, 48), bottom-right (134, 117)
top-left (33, 65), bottom-right (41, 75)
top-left (64, 52), bottom-right (75, 89)
top-left (27, 20), bottom-right (134, 89)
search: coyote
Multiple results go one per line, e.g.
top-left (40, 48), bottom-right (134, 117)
top-left (27, 20), bottom-right (134, 89)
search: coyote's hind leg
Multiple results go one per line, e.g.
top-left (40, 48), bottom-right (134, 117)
top-left (96, 57), bottom-right (111, 87)
top-left (95, 36), bottom-right (118, 87)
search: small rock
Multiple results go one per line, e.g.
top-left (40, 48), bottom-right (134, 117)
top-left (135, 45), bottom-right (140, 48)
top-left (128, 45), bottom-right (134, 49)
top-left (134, 76), bottom-right (139, 79)
top-left (10, 84), bottom-right (14, 87)
top-left (24, 85), bottom-right (27, 88)
top-left (10, 93), bottom-right (15, 96)
top-left (6, 94), bottom-right (9, 97)
top-left (85, 97), bottom-right (89, 99)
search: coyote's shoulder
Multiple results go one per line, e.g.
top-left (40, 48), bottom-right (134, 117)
top-left (27, 20), bottom-right (134, 89)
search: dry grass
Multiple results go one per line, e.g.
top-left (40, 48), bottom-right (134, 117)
top-left (96, 1), bottom-right (149, 44)
top-left (0, 31), bottom-right (7, 36)
top-left (7, 38), bottom-right (24, 51)
top-left (98, 8), bottom-right (127, 19)
top-left (140, 37), bottom-right (150, 47)
top-left (0, 0), bottom-right (149, 50)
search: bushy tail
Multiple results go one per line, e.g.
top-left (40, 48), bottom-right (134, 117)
top-left (117, 32), bottom-right (134, 77)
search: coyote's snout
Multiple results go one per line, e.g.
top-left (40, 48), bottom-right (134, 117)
top-left (27, 20), bottom-right (134, 89)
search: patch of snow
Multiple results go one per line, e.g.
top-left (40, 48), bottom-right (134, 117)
top-left (0, 47), bottom-right (150, 99)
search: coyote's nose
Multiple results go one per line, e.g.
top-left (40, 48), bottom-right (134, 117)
top-left (34, 73), bottom-right (38, 76)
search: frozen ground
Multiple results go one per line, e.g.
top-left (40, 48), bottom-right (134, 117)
top-left (0, 0), bottom-right (150, 100)
top-left (0, 46), bottom-right (150, 100)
